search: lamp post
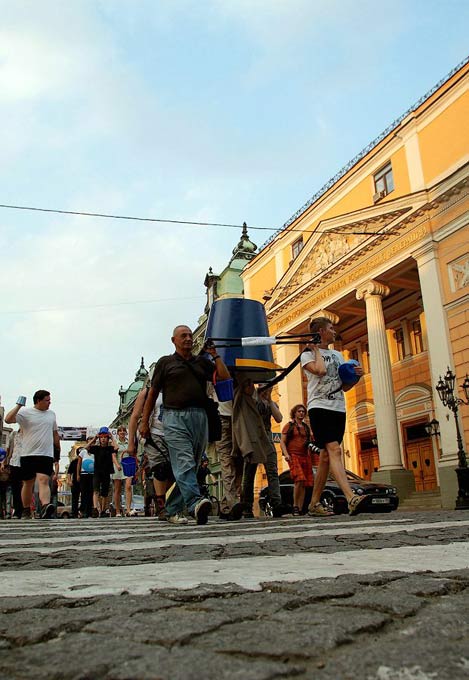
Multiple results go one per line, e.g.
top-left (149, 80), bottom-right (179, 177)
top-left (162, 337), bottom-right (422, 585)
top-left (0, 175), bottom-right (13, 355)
top-left (435, 368), bottom-right (469, 510)
top-left (424, 419), bottom-right (440, 438)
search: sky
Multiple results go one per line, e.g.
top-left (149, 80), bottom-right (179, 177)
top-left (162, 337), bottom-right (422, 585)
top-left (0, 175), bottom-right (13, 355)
top-left (1, 0), bottom-right (468, 456)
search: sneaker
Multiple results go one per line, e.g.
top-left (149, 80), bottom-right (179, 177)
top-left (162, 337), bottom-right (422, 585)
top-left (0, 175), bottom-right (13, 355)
top-left (40, 503), bottom-right (55, 519)
top-left (348, 494), bottom-right (368, 516)
top-left (307, 502), bottom-right (334, 517)
top-left (21, 508), bottom-right (32, 520)
top-left (194, 497), bottom-right (212, 525)
top-left (272, 503), bottom-right (291, 518)
top-left (292, 506), bottom-right (300, 516)
top-left (100, 510), bottom-right (110, 518)
top-left (167, 513), bottom-right (188, 525)
top-left (219, 501), bottom-right (244, 521)
top-left (157, 508), bottom-right (168, 521)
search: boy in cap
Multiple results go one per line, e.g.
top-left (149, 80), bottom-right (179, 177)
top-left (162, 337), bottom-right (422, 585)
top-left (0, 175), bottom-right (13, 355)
top-left (86, 428), bottom-right (118, 517)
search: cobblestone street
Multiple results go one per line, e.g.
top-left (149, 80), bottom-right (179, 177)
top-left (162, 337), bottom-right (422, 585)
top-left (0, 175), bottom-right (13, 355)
top-left (1, 511), bottom-right (469, 679)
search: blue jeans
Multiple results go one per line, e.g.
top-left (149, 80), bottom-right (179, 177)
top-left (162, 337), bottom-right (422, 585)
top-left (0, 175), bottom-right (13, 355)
top-left (163, 407), bottom-right (208, 516)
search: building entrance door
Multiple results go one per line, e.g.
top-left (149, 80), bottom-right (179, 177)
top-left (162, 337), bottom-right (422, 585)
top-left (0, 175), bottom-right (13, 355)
top-left (357, 434), bottom-right (380, 480)
top-left (403, 422), bottom-right (437, 491)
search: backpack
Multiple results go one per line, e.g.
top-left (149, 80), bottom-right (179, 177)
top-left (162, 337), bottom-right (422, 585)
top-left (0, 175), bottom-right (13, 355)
top-left (285, 421), bottom-right (311, 451)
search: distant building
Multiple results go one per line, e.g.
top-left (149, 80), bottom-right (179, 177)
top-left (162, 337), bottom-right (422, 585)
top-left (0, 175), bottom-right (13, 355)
top-left (110, 358), bottom-right (149, 429)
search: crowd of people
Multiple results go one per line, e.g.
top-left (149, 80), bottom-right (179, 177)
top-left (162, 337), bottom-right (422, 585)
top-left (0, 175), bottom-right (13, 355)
top-left (0, 316), bottom-right (366, 523)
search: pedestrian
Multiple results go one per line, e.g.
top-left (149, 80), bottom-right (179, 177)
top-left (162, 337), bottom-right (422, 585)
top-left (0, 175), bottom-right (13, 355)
top-left (4, 391), bottom-right (60, 519)
top-left (129, 388), bottom-right (178, 521)
top-left (232, 377), bottom-right (270, 518)
top-left (196, 453), bottom-right (216, 494)
top-left (1, 430), bottom-right (23, 519)
top-left (139, 325), bottom-right (231, 525)
top-left (76, 444), bottom-right (95, 518)
top-left (280, 405), bottom-right (313, 515)
top-left (301, 317), bottom-right (366, 516)
top-left (66, 452), bottom-right (81, 518)
top-left (255, 384), bottom-right (288, 517)
top-left (112, 426), bottom-right (135, 517)
top-left (86, 428), bottom-right (117, 517)
top-left (0, 448), bottom-right (9, 519)
top-left (216, 399), bottom-right (245, 521)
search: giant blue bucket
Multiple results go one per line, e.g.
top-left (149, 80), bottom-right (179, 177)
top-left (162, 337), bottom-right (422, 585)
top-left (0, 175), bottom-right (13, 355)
top-left (205, 298), bottom-right (277, 381)
top-left (122, 456), bottom-right (137, 477)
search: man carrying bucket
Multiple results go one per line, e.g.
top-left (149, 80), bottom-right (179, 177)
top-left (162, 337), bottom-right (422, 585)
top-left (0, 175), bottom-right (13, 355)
top-left (139, 325), bottom-right (231, 525)
top-left (301, 317), bottom-right (366, 517)
top-left (86, 427), bottom-right (118, 518)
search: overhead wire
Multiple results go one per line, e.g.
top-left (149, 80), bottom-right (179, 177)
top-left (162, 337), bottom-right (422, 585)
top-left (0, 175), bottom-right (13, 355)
top-left (0, 202), bottom-right (397, 236)
top-left (0, 295), bottom-right (202, 315)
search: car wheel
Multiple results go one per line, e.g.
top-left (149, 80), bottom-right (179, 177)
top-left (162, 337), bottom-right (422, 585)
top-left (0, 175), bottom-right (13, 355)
top-left (61, 512), bottom-right (70, 519)
top-left (264, 501), bottom-right (274, 518)
top-left (320, 491), bottom-right (337, 515)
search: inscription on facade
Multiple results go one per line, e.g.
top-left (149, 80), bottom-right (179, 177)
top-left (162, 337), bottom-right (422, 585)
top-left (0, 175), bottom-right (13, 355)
top-left (269, 223), bottom-right (428, 333)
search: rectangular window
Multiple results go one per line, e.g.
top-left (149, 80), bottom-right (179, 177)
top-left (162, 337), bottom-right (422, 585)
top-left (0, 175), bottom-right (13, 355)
top-left (411, 319), bottom-right (424, 354)
top-left (393, 327), bottom-right (405, 361)
top-left (349, 348), bottom-right (359, 362)
top-left (291, 237), bottom-right (304, 260)
top-left (373, 161), bottom-right (394, 200)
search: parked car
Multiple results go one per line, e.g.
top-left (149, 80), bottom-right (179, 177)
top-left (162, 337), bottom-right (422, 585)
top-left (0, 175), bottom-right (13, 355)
top-left (259, 468), bottom-right (399, 516)
top-left (56, 501), bottom-right (72, 518)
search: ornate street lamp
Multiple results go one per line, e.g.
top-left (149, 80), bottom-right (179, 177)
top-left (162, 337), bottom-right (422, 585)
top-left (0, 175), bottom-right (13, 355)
top-left (435, 367), bottom-right (469, 510)
top-left (424, 419), bottom-right (440, 438)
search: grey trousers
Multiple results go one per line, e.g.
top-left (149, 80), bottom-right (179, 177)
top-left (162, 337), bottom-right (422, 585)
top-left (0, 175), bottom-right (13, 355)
top-left (217, 416), bottom-right (244, 514)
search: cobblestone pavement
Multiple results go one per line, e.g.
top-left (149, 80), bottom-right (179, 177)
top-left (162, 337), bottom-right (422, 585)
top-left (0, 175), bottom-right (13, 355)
top-left (1, 510), bottom-right (469, 680)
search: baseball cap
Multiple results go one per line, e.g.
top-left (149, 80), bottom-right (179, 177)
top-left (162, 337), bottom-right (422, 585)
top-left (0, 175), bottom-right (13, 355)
top-left (98, 427), bottom-right (110, 435)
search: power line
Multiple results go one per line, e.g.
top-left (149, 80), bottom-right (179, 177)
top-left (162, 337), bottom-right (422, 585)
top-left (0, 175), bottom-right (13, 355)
top-left (0, 202), bottom-right (396, 236)
top-left (0, 295), bottom-right (202, 315)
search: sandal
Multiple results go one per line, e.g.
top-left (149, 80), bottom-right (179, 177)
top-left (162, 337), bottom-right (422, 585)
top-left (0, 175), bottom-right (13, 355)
top-left (307, 502), bottom-right (334, 517)
top-left (348, 494), bottom-right (368, 516)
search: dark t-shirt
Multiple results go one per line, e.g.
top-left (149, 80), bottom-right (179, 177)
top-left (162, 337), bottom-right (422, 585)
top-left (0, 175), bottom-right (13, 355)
top-left (151, 352), bottom-right (214, 409)
top-left (67, 458), bottom-right (79, 486)
top-left (89, 445), bottom-right (115, 475)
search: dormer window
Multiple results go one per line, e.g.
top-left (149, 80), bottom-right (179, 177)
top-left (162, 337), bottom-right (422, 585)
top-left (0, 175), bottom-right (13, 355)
top-left (292, 237), bottom-right (304, 260)
top-left (373, 162), bottom-right (394, 202)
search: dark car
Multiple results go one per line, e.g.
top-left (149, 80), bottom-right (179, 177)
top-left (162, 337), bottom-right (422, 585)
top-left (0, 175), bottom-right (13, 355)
top-left (259, 468), bottom-right (399, 516)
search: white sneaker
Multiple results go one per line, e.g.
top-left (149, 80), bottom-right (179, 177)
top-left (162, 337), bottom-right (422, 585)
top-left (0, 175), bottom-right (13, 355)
top-left (168, 513), bottom-right (188, 525)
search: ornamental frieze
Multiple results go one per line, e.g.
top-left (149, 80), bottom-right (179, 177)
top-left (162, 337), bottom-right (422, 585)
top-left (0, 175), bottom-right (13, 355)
top-left (268, 222), bottom-right (428, 333)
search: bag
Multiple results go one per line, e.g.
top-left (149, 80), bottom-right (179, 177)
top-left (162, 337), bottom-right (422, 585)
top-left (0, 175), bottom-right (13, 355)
top-left (186, 359), bottom-right (222, 443)
top-left (205, 397), bottom-right (222, 443)
top-left (0, 465), bottom-right (10, 483)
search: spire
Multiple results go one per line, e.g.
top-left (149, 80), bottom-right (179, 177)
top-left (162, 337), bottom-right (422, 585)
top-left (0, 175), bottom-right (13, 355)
top-left (231, 222), bottom-right (257, 262)
top-left (135, 357), bottom-right (149, 381)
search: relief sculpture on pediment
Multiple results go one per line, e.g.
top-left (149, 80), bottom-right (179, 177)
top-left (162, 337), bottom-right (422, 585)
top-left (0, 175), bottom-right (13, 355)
top-left (277, 233), bottom-right (358, 303)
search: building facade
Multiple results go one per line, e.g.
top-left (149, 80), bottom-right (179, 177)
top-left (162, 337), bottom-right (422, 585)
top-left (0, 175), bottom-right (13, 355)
top-left (242, 58), bottom-right (469, 509)
top-left (110, 358), bottom-right (149, 430)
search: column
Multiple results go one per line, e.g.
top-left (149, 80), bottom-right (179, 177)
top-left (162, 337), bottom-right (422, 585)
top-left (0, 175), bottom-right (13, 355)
top-left (356, 281), bottom-right (415, 494)
top-left (356, 281), bottom-right (402, 470)
top-left (412, 242), bottom-right (460, 507)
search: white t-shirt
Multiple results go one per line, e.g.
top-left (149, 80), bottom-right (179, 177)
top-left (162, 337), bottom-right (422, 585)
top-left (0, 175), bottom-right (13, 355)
top-left (301, 348), bottom-right (346, 413)
top-left (150, 393), bottom-right (165, 437)
top-left (15, 407), bottom-right (58, 458)
top-left (79, 449), bottom-right (95, 474)
top-left (8, 431), bottom-right (23, 467)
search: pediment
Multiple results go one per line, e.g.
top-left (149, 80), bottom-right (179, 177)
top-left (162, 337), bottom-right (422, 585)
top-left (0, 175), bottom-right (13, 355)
top-left (267, 206), bottom-right (411, 308)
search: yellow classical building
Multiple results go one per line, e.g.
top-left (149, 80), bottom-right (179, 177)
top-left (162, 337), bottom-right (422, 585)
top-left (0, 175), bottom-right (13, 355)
top-left (242, 57), bottom-right (469, 509)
